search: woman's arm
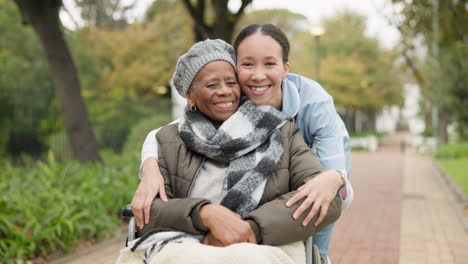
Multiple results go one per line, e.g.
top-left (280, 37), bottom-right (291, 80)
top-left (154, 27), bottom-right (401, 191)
top-left (132, 129), bottom-right (168, 229)
top-left (136, 154), bottom-right (212, 235)
top-left (243, 123), bottom-right (342, 245)
top-left (287, 95), bottom-right (353, 223)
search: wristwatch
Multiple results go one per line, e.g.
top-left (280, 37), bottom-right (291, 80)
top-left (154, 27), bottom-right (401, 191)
top-left (335, 170), bottom-right (346, 189)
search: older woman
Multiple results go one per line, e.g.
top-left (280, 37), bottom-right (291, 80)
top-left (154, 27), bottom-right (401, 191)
top-left (118, 39), bottom-right (342, 264)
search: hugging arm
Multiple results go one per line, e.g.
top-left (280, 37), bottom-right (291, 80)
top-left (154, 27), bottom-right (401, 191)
top-left (138, 155), bottom-right (256, 246)
top-left (132, 129), bottom-right (168, 228)
top-left (244, 124), bottom-right (342, 246)
top-left (137, 157), bottom-right (211, 236)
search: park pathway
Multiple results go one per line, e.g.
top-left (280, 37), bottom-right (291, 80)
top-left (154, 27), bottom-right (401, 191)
top-left (329, 133), bottom-right (468, 264)
top-left (329, 133), bottom-right (403, 263)
top-left (51, 133), bottom-right (468, 264)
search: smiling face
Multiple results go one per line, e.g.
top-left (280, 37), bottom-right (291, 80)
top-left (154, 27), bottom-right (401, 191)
top-left (236, 33), bottom-right (290, 110)
top-left (187, 60), bottom-right (240, 128)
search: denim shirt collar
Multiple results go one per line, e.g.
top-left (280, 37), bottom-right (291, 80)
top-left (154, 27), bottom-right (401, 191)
top-left (281, 77), bottom-right (300, 118)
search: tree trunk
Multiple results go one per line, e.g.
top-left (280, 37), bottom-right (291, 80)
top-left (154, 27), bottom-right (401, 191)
top-left (211, 0), bottom-right (235, 43)
top-left (344, 108), bottom-right (356, 134)
top-left (183, 0), bottom-right (251, 43)
top-left (14, 0), bottom-right (101, 162)
top-left (438, 111), bottom-right (449, 144)
top-left (366, 110), bottom-right (377, 132)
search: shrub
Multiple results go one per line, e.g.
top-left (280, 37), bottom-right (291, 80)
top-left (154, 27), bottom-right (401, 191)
top-left (123, 112), bottom-right (172, 154)
top-left (435, 142), bottom-right (468, 159)
top-left (350, 131), bottom-right (387, 138)
top-left (0, 151), bottom-right (139, 262)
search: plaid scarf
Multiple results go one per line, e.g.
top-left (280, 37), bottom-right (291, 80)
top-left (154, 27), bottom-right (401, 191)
top-left (179, 99), bottom-right (289, 216)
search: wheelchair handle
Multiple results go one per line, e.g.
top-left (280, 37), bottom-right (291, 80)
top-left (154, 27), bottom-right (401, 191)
top-left (121, 204), bottom-right (134, 217)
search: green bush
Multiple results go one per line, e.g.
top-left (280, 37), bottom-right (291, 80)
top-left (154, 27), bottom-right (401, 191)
top-left (435, 142), bottom-right (468, 159)
top-left (439, 159), bottom-right (468, 196)
top-left (123, 112), bottom-right (172, 154)
top-left (350, 131), bottom-right (387, 138)
top-left (0, 151), bottom-right (139, 262)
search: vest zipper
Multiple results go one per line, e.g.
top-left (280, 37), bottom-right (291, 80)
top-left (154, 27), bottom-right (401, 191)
top-left (187, 157), bottom-right (206, 197)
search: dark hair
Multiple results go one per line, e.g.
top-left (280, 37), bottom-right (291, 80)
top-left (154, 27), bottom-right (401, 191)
top-left (233, 24), bottom-right (290, 64)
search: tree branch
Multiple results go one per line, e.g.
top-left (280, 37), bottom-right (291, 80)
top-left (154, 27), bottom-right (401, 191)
top-left (182, 0), bottom-right (210, 33)
top-left (377, 2), bottom-right (426, 86)
top-left (401, 49), bottom-right (426, 86)
top-left (61, 3), bottom-right (80, 30)
top-left (234, 0), bottom-right (252, 19)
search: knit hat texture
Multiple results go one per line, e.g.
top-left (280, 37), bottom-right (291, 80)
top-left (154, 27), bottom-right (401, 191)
top-left (172, 39), bottom-right (236, 98)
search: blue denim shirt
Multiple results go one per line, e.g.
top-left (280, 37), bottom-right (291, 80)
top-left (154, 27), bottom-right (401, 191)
top-left (282, 74), bottom-right (351, 176)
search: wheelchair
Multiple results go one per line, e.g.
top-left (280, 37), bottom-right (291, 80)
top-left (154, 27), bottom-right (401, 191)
top-left (121, 205), bottom-right (324, 264)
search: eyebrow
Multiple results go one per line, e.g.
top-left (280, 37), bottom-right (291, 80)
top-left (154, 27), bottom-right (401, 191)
top-left (204, 77), bottom-right (220, 83)
top-left (239, 56), bottom-right (278, 61)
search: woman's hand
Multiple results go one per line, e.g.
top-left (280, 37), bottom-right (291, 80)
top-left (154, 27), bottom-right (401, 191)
top-left (131, 157), bottom-right (168, 229)
top-left (286, 170), bottom-right (343, 227)
top-left (200, 204), bottom-right (256, 246)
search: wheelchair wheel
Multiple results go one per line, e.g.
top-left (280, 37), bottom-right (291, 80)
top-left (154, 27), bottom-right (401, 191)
top-left (312, 244), bottom-right (321, 264)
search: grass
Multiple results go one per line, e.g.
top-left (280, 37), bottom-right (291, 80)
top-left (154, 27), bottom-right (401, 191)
top-left (438, 159), bottom-right (468, 196)
top-left (350, 131), bottom-right (387, 138)
top-left (351, 146), bottom-right (368, 152)
top-left (435, 142), bottom-right (468, 159)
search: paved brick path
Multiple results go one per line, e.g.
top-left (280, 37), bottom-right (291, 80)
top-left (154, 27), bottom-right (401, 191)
top-left (399, 150), bottom-right (468, 263)
top-left (329, 135), bottom-right (403, 264)
top-left (52, 133), bottom-right (468, 264)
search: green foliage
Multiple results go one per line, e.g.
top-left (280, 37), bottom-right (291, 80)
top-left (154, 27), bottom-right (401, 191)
top-left (235, 9), bottom-right (308, 41)
top-left (0, 0), bottom-right (60, 157)
top-left (0, 151), bottom-right (139, 262)
top-left (351, 146), bottom-right (368, 152)
top-left (437, 43), bottom-right (468, 138)
top-left (350, 131), bottom-right (387, 138)
top-left (291, 10), bottom-right (403, 115)
top-left (392, 0), bottom-right (468, 139)
top-left (435, 142), bottom-right (468, 159)
top-left (123, 110), bottom-right (172, 154)
top-left (75, 0), bottom-right (133, 29)
top-left (438, 159), bottom-right (468, 196)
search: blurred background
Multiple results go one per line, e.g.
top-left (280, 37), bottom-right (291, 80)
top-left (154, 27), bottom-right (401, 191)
top-left (1, 0), bottom-right (466, 262)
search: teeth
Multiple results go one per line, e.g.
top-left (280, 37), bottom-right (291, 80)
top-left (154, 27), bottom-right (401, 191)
top-left (215, 102), bottom-right (233, 108)
top-left (251, 86), bottom-right (268, 92)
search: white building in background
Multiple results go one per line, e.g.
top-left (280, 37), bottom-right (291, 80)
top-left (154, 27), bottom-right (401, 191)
top-left (376, 83), bottom-right (425, 135)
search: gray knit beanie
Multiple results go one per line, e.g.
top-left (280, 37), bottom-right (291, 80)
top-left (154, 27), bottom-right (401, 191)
top-left (172, 39), bottom-right (236, 98)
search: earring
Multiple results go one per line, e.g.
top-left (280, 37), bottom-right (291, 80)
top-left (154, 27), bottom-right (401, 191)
top-left (189, 104), bottom-right (197, 112)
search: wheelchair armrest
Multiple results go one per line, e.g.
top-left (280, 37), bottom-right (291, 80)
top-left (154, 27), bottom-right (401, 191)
top-left (121, 204), bottom-right (134, 217)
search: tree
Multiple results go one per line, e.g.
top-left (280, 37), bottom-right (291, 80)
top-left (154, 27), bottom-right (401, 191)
top-left (74, 0), bottom-right (133, 30)
top-left (181, 0), bottom-right (253, 42)
top-left (13, 0), bottom-right (101, 161)
top-left (390, 0), bottom-right (468, 142)
top-left (235, 8), bottom-right (308, 39)
top-left (68, 0), bottom-right (192, 151)
top-left (291, 11), bottom-right (403, 132)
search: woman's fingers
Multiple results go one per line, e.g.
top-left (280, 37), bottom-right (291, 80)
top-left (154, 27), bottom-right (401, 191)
top-left (286, 189), bottom-right (307, 207)
top-left (301, 198), bottom-right (322, 226)
top-left (247, 230), bottom-right (257, 244)
top-left (159, 183), bottom-right (168, 202)
top-left (314, 202), bottom-right (329, 227)
top-left (143, 196), bottom-right (152, 225)
top-left (292, 192), bottom-right (314, 219)
top-left (131, 195), bottom-right (144, 228)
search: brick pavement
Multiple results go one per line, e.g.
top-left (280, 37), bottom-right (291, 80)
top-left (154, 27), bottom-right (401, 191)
top-left (329, 137), bottom-right (403, 264)
top-left (399, 150), bottom-right (468, 264)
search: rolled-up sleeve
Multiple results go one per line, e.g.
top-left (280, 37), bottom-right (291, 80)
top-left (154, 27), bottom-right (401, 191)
top-left (302, 98), bottom-right (353, 207)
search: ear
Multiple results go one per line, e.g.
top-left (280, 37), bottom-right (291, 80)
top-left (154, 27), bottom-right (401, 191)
top-left (282, 62), bottom-right (290, 79)
top-left (186, 89), bottom-right (195, 107)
